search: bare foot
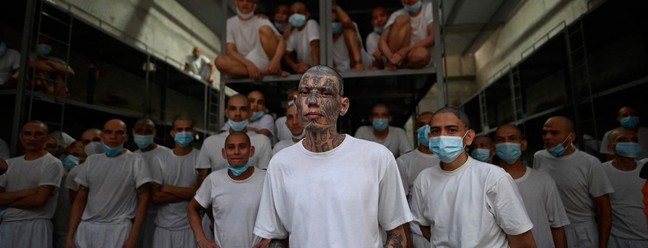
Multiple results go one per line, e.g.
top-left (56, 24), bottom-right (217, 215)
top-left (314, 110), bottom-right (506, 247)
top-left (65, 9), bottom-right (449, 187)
top-left (352, 64), bottom-right (365, 72)
top-left (384, 63), bottom-right (398, 71)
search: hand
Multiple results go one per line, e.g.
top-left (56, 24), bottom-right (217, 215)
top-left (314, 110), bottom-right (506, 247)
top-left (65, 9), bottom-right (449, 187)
top-left (295, 63), bottom-right (309, 74)
top-left (122, 236), bottom-right (137, 248)
top-left (246, 63), bottom-right (262, 80)
top-left (65, 238), bottom-right (76, 248)
top-left (266, 61), bottom-right (281, 75)
top-left (207, 78), bottom-right (214, 84)
top-left (389, 53), bottom-right (403, 66)
top-left (197, 239), bottom-right (219, 248)
top-left (372, 49), bottom-right (382, 59)
top-left (252, 239), bottom-right (271, 248)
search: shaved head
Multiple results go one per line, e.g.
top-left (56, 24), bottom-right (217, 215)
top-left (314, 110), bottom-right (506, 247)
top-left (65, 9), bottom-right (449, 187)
top-left (545, 116), bottom-right (574, 133)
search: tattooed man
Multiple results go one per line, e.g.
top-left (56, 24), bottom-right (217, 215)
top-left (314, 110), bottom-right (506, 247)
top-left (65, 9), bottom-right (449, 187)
top-left (253, 65), bottom-right (412, 248)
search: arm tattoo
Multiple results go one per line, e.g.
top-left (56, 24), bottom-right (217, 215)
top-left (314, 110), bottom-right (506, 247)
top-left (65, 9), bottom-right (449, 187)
top-left (385, 233), bottom-right (404, 248)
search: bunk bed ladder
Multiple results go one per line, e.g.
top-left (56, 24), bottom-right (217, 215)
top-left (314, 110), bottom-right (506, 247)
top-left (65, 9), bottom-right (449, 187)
top-left (207, 87), bottom-right (220, 132)
top-left (565, 19), bottom-right (598, 150)
top-left (478, 91), bottom-right (489, 132)
top-left (509, 66), bottom-right (526, 136)
top-left (27, 1), bottom-right (74, 132)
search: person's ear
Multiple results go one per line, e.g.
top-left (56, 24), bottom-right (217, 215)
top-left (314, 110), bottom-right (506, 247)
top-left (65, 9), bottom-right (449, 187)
top-left (464, 129), bottom-right (476, 146)
top-left (221, 148), bottom-right (227, 160)
top-left (249, 145), bottom-right (256, 157)
top-left (340, 97), bottom-right (350, 116)
top-left (521, 140), bottom-right (528, 152)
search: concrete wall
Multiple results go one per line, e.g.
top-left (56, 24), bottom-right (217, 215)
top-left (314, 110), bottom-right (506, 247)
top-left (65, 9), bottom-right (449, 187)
top-left (54, 0), bottom-right (223, 86)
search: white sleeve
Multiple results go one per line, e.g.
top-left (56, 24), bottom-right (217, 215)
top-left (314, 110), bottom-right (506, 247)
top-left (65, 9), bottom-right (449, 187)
top-left (64, 165), bottom-right (81, 191)
top-left (378, 154), bottom-right (413, 230)
top-left (306, 20), bottom-right (320, 43)
top-left (0, 139), bottom-right (9, 160)
top-left (384, 10), bottom-right (404, 30)
top-left (134, 155), bottom-right (153, 188)
top-left (286, 34), bottom-right (296, 52)
top-left (194, 175), bottom-right (213, 208)
top-left (410, 174), bottom-right (429, 226)
top-left (196, 139), bottom-right (213, 170)
top-left (544, 176), bottom-right (570, 227)
top-left (259, 18), bottom-right (281, 36)
top-left (256, 137), bottom-right (273, 170)
top-left (258, 115), bottom-right (276, 136)
top-left (149, 157), bottom-right (164, 185)
top-left (424, 2), bottom-right (434, 24)
top-left (600, 131), bottom-right (612, 154)
top-left (254, 170), bottom-right (288, 239)
top-left (396, 156), bottom-right (410, 196)
top-left (588, 162), bottom-right (614, 197)
top-left (39, 158), bottom-right (64, 188)
top-left (226, 18), bottom-right (235, 44)
top-left (488, 175), bottom-right (533, 235)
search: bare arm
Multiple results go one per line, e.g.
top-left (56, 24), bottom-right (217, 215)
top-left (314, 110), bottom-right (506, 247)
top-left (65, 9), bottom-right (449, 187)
top-left (420, 225), bottom-right (431, 241)
top-left (226, 43), bottom-right (260, 78)
top-left (124, 184), bottom-right (151, 248)
top-left (379, 27), bottom-right (395, 59)
top-left (0, 187), bottom-right (36, 207)
top-left (68, 189), bottom-right (78, 204)
top-left (197, 169), bottom-right (210, 186)
top-left (551, 227), bottom-right (567, 248)
top-left (595, 194), bottom-right (612, 248)
top-left (310, 39), bottom-right (320, 65)
top-left (66, 186), bottom-right (89, 248)
top-left (7, 185), bottom-right (55, 209)
top-left (385, 224), bottom-right (407, 248)
top-left (507, 230), bottom-right (536, 248)
top-left (183, 63), bottom-right (190, 72)
top-left (152, 183), bottom-right (196, 204)
top-left (188, 199), bottom-right (218, 248)
top-left (207, 61), bottom-right (216, 83)
top-left (401, 23), bottom-right (435, 52)
top-left (333, 5), bottom-right (354, 28)
top-left (270, 35), bottom-right (286, 67)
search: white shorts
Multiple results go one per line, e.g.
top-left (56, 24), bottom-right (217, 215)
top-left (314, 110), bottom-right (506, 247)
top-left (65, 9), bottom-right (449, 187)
top-left (153, 226), bottom-right (197, 248)
top-left (0, 219), bottom-right (53, 248)
top-left (565, 221), bottom-right (598, 248)
top-left (75, 220), bottom-right (132, 248)
top-left (608, 235), bottom-right (648, 248)
top-left (245, 45), bottom-right (270, 71)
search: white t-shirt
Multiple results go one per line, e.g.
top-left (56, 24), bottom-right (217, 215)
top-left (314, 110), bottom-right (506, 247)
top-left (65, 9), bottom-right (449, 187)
top-left (226, 15), bottom-right (279, 57)
top-left (600, 127), bottom-right (648, 159)
top-left (385, 2), bottom-right (434, 45)
top-left (221, 114), bottom-right (276, 138)
top-left (185, 54), bottom-right (212, 81)
top-left (135, 145), bottom-right (170, 171)
top-left (254, 135), bottom-right (413, 247)
top-left (0, 153), bottom-right (64, 221)
top-left (64, 163), bottom-right (84, 192)
top-left (194, 168), bottom-right (266, 248)
top-left (514, 168), bottom-right (570, 248)
top-left (332, 34), bottom-right (351, 71)
top-left (602, 159), bottom-right (648, 240)
top-left (533, 149), bottom-right (614, 223)
top-left (0, 48), bottom-right (20, 85)
top-left (0, 138), bottom-right (10, 160)
top-left (286, 19), bottom-right (320, 65)
top-left (355, 126), bottom-right (412, 157)
top-left (272, 139), bottom-right (298, 156)
top-left (396, 149), bottom-right (438, 199)
top-left (75, 151), bottom-right (152, 223)
top-left (410, 157), bottom-right (533, 247)
top-left (150, 149), bottom-right (199, 230)
top-left (365, 31), bottom-right (381, 55)
top-left (274, 116), bottom-right (291, 142)
top-left (196, 131), bottom-right (272, 171)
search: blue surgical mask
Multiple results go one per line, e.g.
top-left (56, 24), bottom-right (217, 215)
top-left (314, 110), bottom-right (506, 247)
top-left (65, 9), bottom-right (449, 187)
top-left (84, 141), bottom-right (103, 155)
top-left (102, 144), bottom-right (124, 157)
top-left (250, 111), bottom-right (265, 121)
top-left (228, 163), bottom-right (250, 176)
top-left (289, 13), bottom-right (307, 28)
top-left (331, 22), bottom-right (343, 34)
top-left (174, 131), bottom-right (194, 148)
top-left (62, 154), bottom-right (80, 170)
top-left (615, 142), bottom-right (642, 158)
top-left (496, 142), bottom-right (522, 164)
top-left (36, 44), bottom-right (51, 56)
top-left (429, 133), bottom-right (467, 163)
top-left (0, 42), bottom-right (6, 57)
top-left (275, 22), bottom-right (288, 32)
top-left (546, 133), bottom-right (571, 157)
top-left (228, 119), bottom-right (249, 132)
top-left (372, 118), bottom-right (389, 132)
top-left (133, 135), bottom-right (154, 149)
top-left (620, 116), bottom-right (640, 129)
top-left (403, 0), bottom-right (423, 14)
top-left (470, 148), bottom-right (491, 162)
top-left (417, 125), bottom-right (430, 147)
top-left (373, 27), bottom-right (384, 34)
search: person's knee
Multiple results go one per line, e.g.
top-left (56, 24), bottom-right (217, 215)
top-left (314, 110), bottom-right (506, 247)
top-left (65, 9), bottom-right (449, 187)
top-left (259, 26), bottom-right (275, 40)
top-left (394, 15), bottom-right (411, 28)
top-left (215, 56), bottom-right (229, 71)
top-left (407, 48), bottom-right (431, 68)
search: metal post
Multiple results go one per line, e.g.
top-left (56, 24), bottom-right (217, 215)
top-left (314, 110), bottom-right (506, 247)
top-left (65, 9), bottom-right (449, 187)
top-left (11, 0), bottom-right (37, 156)
top-left (319, 0), bottom-right (333, 67)
top-left (431, 0), bottom-right (447, 108)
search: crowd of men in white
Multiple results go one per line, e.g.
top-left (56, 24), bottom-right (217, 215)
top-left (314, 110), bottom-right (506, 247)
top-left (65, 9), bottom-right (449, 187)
top-left (1, 63), bottom-right (648, 248)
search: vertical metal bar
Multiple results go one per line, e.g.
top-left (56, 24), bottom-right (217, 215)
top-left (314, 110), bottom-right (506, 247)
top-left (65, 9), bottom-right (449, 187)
top-left (144, 53), bottom-right (151, 116)
top-left (11, 0), bottom-right (38, 156)
top-left (564, 22), bottom-right (583, 149)
top-left (319, 0), bottom-right (333, 67)
top-left (216, 0), bottom-right (229, 133)
top-left (432, 0), bottom-right (446, 108)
